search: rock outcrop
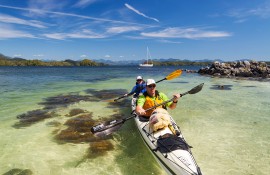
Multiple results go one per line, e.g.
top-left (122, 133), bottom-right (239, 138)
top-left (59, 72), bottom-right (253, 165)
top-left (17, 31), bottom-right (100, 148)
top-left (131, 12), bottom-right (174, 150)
top-left (198, 60), bottom-right (270, 79)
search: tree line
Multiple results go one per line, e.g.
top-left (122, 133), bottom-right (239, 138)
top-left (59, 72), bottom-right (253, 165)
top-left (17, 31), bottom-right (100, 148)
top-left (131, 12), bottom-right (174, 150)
top-left (0, 54), bottom-right (106, 66)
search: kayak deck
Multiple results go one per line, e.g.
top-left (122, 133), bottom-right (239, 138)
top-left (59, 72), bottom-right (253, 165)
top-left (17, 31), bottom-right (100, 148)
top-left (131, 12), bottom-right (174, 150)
top-left (132, 98), bottom-right (202, 175)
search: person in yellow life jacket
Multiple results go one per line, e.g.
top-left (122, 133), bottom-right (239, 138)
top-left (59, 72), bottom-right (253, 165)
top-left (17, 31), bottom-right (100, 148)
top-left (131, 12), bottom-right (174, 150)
top-left (135, 79), bottom-right (180, 117)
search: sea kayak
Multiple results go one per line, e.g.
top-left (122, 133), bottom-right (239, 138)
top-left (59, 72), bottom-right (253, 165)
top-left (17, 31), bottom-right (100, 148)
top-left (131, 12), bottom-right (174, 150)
top-left (131, 97), bottom-right (202, 175)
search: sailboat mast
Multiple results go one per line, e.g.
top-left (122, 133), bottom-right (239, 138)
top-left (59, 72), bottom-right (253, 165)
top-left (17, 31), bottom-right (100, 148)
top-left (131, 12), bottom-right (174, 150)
top-left (147, 46), bottom-right (152, 64)
top-left (139, 47), bottom-right (153, 67)
top-left (146, 47), bottom-right (149, 64)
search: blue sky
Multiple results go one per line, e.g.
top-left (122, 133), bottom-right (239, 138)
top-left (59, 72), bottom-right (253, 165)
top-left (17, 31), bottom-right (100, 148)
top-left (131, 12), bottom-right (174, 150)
top-left (0, 0), bottom-right (270, 61)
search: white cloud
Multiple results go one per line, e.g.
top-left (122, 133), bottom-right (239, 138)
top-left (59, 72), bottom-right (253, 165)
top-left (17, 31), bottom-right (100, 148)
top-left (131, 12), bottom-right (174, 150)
top-left (80, 55), bottom-right (87, 58)
top-left (43, 30), bottom-right (106, 40)
top-left (0, 24), bottom-right (35, 39)
top-left (73, 0), bottom-right (97, 8)
top-left (106, 26), bottom-right (142, 34)
top-left (0, 14), bottom-right (47, 28)
top-left (42, 33), bottom-right (66, 40)
top-left (248, 6), bottom-right (270, 18)
top-left (141, 27), bottom-right (231, 39)
top-left (68, 32), bottom-right (106, 39)
top-left (33, 54), bottom-right (44, 57)
top-left (27, 0), bottom-right (67, 17)
top-left (0, 4), bottom-right (146, 25)
top-left (125, 3), bottom-right (159, 22)
top-left (13, 54), bottom-right (22, 57)
top-left (227, 3), bottom-right (270, 20)
top-left (104, 55), bottom-right (110, 58)
top-left (159, 39), bottom-right (182, 44)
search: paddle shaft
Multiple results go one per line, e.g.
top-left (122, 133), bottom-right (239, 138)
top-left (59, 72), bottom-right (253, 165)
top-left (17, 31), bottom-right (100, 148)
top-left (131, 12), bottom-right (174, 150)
top-left (155, 78), bottom-right (166, 83)
top-left (114, 70), bottom-right (182, 102)
top-left (114, 78), bottom-right (171, 101)
top-left (91, 83), bottom-right (204, 134)
top-left (93, 96), bottom-right (178, 133)
top-left (114, 83), bottom-right (184, 101)
top-left (114, 95), bottom-right (130, 101)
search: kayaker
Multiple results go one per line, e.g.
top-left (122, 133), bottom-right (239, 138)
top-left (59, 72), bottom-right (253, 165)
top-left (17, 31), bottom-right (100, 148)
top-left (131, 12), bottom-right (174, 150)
top-left (124, 76), bottom-right (146, 98)
top-left (135, 79), bottom-right (180, 117)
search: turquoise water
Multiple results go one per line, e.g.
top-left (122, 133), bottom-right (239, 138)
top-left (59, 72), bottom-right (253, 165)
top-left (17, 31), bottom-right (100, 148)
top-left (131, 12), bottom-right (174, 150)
top-left (0, 66), bottom-right (269, 175)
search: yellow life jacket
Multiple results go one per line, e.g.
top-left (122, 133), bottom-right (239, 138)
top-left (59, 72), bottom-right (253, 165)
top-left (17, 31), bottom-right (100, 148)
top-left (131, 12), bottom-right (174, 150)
top-left (142, 90), bottom-right (165, 117)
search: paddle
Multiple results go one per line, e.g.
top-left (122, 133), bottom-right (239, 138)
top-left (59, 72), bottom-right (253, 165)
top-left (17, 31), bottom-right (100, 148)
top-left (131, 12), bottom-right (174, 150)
top-left (91, 83), bottom-right (204, 137)
top-left (156, 69), bottom-right (182, 83)
top-left (113, 69), bottom-right (182, 102)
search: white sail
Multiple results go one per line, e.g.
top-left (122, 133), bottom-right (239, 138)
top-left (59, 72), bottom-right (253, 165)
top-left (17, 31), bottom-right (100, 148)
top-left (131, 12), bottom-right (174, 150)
top-left (139, 47), bottom-right (153, 67)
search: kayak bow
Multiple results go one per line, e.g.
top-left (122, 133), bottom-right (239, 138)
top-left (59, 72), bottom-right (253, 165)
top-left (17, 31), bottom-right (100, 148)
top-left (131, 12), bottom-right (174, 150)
top-left (131, 98), bottom-right (203, 175)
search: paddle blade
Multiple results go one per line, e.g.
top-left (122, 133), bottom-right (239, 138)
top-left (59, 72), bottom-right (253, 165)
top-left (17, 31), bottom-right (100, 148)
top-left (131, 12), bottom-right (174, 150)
top-left (165, 69), bottom-right (182, 80)
top-left (91, 119), bottom-right (125, 137)
top-left (94, 124), bottom-right (123, 137)
top-left (188, 83), bottom-right (204, 94)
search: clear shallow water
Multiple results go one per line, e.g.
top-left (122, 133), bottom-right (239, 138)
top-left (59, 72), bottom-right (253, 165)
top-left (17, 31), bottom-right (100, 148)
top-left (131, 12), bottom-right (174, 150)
top-left (0, 66), bottom-right (269, 175)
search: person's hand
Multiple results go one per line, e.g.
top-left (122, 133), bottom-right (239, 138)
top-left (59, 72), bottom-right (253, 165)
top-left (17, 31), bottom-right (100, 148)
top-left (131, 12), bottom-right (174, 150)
top-left (136, 107), bottom-right (146, 115)
top-left (124, 94), bottom-right (128, 97)
top-left (173, 93), bottom-right (180, 102)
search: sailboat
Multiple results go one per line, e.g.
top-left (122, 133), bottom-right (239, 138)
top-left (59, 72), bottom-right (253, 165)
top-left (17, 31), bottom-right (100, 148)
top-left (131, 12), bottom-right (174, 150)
top-left (139, 47), bottom-right (153, 67)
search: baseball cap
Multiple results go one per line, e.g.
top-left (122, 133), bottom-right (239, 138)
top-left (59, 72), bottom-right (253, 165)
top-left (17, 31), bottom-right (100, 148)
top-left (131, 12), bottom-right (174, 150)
top-left (146, 79), bottom-right (156, 85)
top-left (136, 76), bottom-right (143, 80)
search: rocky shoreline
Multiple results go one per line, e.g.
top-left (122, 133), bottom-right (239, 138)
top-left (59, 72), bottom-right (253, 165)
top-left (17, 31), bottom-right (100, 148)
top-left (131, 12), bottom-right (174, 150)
top-left (198, 60), bottom-right (270, 81)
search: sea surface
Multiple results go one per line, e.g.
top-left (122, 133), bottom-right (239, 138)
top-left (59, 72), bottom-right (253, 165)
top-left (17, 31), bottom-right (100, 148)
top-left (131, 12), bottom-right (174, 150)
top-left (0, 66), bottom-right (269, 175)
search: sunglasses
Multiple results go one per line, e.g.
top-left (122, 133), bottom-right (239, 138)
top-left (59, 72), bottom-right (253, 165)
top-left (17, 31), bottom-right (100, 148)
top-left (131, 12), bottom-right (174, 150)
top-left (147, 84), bottom-right (156, 88)
top-left (137, 79), bottom-right (142, 81)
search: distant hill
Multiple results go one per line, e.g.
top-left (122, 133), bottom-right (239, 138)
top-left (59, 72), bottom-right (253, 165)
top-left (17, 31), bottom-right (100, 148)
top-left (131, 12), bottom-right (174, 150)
top-left (93, 58), bottom-right (216, 66)
top-left (0, 53), bottom-right (222, 66)
top-left (1, 52), bottom-right (268, 66)
top-left (0, 53), bottom-right (106, 66)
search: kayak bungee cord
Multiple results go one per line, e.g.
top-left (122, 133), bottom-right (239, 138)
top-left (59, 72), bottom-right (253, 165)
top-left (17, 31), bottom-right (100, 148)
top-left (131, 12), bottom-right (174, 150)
top-left (141, 122), bottom-right (200, 175)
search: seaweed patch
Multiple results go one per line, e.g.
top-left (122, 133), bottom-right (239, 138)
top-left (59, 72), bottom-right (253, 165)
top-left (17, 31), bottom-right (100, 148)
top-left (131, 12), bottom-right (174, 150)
top-left (107, 98), bottom-right (130, 108)
top-left (2, 168), bottom-right (33, 175)
top-left (46, 120), bottom-right (62, 127)
top-left (66, 108), bottom-right (87, 117)
top-left (54, 113), bottom-right (102, 144)
top-left (88, 140), bottom-right (114, 158)
top-left (13, 109), bottom-right (58, 128)
top-left (13, 88), bottom-right (131, 162)
top-left (39, 94), bottom-right (93, 109)
top-left (85, 89), bottom-right (128, 100)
